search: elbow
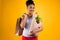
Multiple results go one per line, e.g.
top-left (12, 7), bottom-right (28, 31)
top-left (39, 26), bottom-right (43, 32)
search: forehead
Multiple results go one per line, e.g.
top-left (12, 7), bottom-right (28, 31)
top-left (27, 4), bottom-right (35, 7)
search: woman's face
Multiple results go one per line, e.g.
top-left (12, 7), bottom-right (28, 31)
top-left (27, 4), bottom-right (35, 15)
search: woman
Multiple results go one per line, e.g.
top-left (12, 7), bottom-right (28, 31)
top-left (20, 0), bottom-right (43, 40)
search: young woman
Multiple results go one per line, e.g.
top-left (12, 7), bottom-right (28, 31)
top-left (20, 0), bottom-right (43, 40)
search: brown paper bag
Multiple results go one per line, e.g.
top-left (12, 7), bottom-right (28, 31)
top-left (15, 17), bottom-right (24, 36)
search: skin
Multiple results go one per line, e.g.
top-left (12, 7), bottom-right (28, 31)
top-left (20, 4), bottom-right (43, 36)
top-left (27, 4), bottom-right (35, 17)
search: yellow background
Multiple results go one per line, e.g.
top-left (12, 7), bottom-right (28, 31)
top-left (0, 0), bottom-right (60, 40)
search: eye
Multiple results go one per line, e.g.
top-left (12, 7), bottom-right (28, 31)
top-left (30, 6), bottom-right (32, 9)
top-left (33, 7), bottom-right (35, 9)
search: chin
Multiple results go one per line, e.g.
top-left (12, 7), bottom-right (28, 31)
top-left (29, 13), bottom-right (33, 15)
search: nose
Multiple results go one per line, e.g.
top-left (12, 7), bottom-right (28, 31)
top-left (30, 8), bottom-right (34, 11)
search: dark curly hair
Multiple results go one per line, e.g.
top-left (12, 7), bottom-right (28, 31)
top-left (26, 0), bottom-right (35, 6)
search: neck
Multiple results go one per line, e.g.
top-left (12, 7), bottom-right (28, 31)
top-left (27, 13), bottom-right (33, 18)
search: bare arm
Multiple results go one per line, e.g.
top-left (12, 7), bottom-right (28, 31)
top-left (33, 26), bottom-right (43, 33)
top-left (31, 26), bottom-right (43, 34)
top-left (20, 14), bottom-right (27, 28)
top-left (29, 25), bottom-right (43, 36)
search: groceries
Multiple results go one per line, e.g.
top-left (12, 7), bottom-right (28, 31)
top-left (29, 14), bottom-right (42, 35)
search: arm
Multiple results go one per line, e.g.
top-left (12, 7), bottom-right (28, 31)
top-left (33, 26), bottom-right (43, 33)
top-left (31, 25), bottom-right (43, 34)
top-left (20, 14), bottom-right (27, 28)
top-left (29, 26), bottom-right (43, 36)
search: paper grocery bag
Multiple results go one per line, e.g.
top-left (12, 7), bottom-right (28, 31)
top-left (15, 17), bottom-right (24, 36)
top-left (29, 13), bottom-right (42, 35)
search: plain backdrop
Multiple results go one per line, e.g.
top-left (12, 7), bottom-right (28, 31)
top-left (0, 0), bottom-right (60, 40)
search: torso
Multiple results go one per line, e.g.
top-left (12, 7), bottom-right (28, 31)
top-left (22, 15), bottom-right (38, 37)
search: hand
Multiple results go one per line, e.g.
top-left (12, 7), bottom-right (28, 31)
top-left (29, 33), bottom-right (35, 36)
top-left (22, 13), bottom-right (27, 19)
top-left (30, 30), bottom-right (35, 34)
top-left (29, 30), bottom-right (35, 36)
